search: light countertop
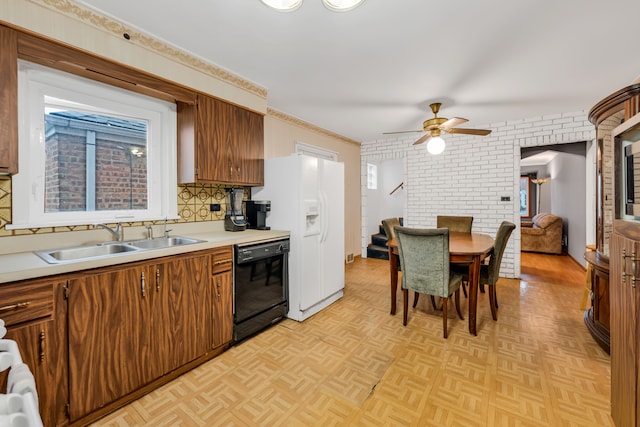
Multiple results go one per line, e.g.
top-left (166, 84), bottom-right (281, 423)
top-left (0, 228), bottom-right (289, 284)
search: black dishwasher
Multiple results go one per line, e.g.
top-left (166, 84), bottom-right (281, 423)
top-left (233, 238), bottom-right (289, 343)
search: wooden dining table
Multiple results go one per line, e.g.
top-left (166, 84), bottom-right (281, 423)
top-left (388, 231), bottom-right (494, 336)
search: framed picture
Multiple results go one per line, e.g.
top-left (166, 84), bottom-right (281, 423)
top-left (520, 176), bottom-right (531, 218)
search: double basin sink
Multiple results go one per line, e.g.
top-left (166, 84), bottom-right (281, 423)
top-left (35, 236), bottom-right (206, 264)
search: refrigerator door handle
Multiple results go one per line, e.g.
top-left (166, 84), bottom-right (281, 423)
top-left (320, 191), bottom-right (328, 243)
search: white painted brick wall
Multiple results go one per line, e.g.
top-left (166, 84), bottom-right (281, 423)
top-left (361, 110), bottom-right (596, 278)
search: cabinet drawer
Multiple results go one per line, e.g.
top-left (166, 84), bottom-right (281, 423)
top-left (211, 246), bottom-right (233, 274)
top-left (0, 282), bottom-right (53, 326)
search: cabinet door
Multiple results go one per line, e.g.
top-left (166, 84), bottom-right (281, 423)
top-left (5, 317), bottom-right (67, 427)
top-left (236, 107), bottom-right (264, 186)
top-left (211, 270), bottom-right (233, 348)
top-left (1, 280), bottom-right (67, 427)
top-left (159, 253), bottom-right (210, 371)
top-left (68, 266), bottom-right (156, 420)
top-left (195, 94), bottom-right (234, 183)
top-left (610, 230), bottom-right (640, 427)
top-left (193, 94), bottom-right (263, 185)
top-left (0, 25), bottom-right (18, 174)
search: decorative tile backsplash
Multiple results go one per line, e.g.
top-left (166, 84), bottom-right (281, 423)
top-left (0, 176), bottom-right (246, 237)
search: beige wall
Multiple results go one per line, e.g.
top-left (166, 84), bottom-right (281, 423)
top-left (264, 113), bottom-right (362, 260)
top-left (0, 0), bottom-right (361, 257)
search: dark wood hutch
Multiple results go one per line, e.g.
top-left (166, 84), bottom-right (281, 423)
top-left (588, 83), bottom-right (640, 426)
top-left (585, 84), bottom-right (640, 355)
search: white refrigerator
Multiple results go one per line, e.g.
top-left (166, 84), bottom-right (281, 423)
top-left (252, 153), bottom-right (345, 321)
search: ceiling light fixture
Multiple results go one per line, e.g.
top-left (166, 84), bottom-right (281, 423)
top-left (259, 0), bottom-right (303, 11)
top-left (260, 0), bottom-right (365, 12)
top-left (426, 136), bottom-right (446, 155)
top-left (322, 0), bottom-right (365, 11)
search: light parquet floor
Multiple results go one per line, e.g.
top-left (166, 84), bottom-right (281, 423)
top-left (92, 252), bottom-right (612, 426)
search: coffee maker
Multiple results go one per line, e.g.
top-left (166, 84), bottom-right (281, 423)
top-left (224, 188), bottom-right (247, 232)
top-left (245, 200), bottom-right (271, 230)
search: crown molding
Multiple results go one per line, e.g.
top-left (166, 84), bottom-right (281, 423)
top-left (267, 108), bottom-right (360, 146)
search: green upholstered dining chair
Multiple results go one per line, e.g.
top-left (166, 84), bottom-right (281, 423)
top-left (382, 217), bottom-right (401, 242)
top-left (454, 221), bottom-right (515, 321)
top-left (436, 215), bottom-right (473, 233)
top-left (437, 215), bottom-right (473, 297)
top-left (385, 218), bottom-right (441, 310)
top-left (394, 226), bottom-right (464, 338)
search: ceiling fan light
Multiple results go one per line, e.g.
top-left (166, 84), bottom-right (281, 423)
top-left (427, 136), bottom-right (445, 155)
top-left (322, 0), bottom-right (365, 12)
top-left (260, 0), bottom-right (303, 11)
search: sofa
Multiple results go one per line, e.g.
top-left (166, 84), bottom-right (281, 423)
top-left (521, 213), bottom-right (563, 254)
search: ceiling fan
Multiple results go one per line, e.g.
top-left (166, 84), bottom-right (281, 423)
top-left (384, 103), bottom-right (492, 154)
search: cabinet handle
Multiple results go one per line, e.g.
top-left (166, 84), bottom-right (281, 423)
top-left (622, 249), bottom-right (640, 287)
top-left (229, 162), bottom-right (234, 178)
top-left (39, 331), bottom-right (45, 363)
top-left (156, 268), bottom-right (161, 292)
top-left (0, 302), bottom-right (30, 313)
top-left (141, 272), bottom-right (146, 297)
top-left (623, 249), bottom-right (631, 283)
top-left (634, 255), bottom-right (638, 289)
top-left (216, 280), bottom-right (222, 301)
top-left (214, 259), bottom-right (231, 266)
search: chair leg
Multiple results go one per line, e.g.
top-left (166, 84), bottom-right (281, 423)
top-left (403, 288), bottom-right (409, 326)
top-left (454, 288), bottom-right (464, 320)
top-left (442, 296), bottom-right (448, 339)
top-left (488, 285), bottom-right (498, 321)
top-left (413, 292), bottom-right (419, 308)
top-left (430, 295), bottom-right (438, 310)
top-left (461, 281), bottom-right (468, 298)
top-left (480, 283), bottom-right (485, 293)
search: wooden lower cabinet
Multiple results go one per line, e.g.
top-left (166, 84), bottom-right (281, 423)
top-left (2, 280), bottom-right (67, 427)
top-left (610, 221), bottom-right (640, 426)
top-left (157, 253), bottom-right (211, 371)
top-left (210, 246), bottom-right (234, 348)
top-left (0, 246), bottom-right (234, 425)
top-left (211, 270), bottom-right (233, 348)
top-left (68, 265), bottom-right (159, 421)
top-left (584, 250), bottom-right (610, 354)
top-left (66, 247), bottom-right (234, 423)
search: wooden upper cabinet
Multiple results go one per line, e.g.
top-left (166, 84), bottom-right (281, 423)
top-left (0, 26), bottom-right (18, 174)
top-left (178, 94), bottom-right (264, 185)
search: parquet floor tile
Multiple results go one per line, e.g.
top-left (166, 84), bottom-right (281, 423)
top-left (92, 252), bottom-right (612, 426)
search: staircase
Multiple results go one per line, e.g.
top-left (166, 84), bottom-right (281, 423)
top-left (366, 218), bottom-right (403, 260)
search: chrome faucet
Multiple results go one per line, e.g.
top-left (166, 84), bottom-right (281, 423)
top-left (96, 222), bottom-right (124, 242)
top-left (145, 225), bottom-right (154, 239)
top-left (163, 217), bottom-right (172, 238)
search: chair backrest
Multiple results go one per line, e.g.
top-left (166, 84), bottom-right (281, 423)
top-left (382, 218), bottom-right (401, 240)
top-left (436, 215), bottom-right (473, 233)
top-left (395, 227), bottom-right (453, 298)
top-left (486, 221), bottom-right (516, 285)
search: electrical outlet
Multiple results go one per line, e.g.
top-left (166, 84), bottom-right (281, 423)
top-left (210, 203), bottom-right (221, 212)
top-left (501, 196), bottom-right (510, 201)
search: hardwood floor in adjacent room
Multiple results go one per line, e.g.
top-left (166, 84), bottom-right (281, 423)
top-left (92, 252), bottom-right (612, 426)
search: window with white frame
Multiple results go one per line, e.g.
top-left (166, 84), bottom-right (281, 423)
top-left (11, 60), bottom-right (177, 229)
top-left (367, 163), bottom-right (377, 190)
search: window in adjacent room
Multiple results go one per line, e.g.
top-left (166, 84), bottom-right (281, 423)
top-left (367, 163), bottom-right (378, 190)
top-left (11, 60), bottom-right (177, 229)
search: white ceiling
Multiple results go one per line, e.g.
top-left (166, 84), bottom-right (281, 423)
top-left (76, 0), bottom-right (640, 143)
top-left (520, 151), bottom-right (558, 167)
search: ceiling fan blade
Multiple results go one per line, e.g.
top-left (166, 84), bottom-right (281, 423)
top-left (440, 117), bottom-right (468, 129)
top-left (413, 134), bottom-right (431, 145)
top-left (383, 130), bottom-right (424, 135)
top-left (445, 128), bottom-right (492, 136)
